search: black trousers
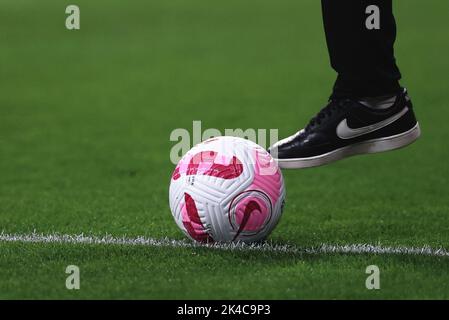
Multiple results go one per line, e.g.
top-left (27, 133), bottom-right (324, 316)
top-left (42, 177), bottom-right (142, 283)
top-left (321, 0), bottom-right (401, 98)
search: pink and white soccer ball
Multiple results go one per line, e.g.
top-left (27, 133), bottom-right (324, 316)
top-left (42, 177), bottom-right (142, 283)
top-left (169, 136), bottom-right (286, 243)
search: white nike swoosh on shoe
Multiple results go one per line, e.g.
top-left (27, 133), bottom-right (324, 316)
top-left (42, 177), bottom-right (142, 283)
top-left (336, 107), bottom-right (409, 140)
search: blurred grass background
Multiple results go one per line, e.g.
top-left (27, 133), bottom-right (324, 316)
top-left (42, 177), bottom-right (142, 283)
top-left (0, 0), bottom-right (448, 298)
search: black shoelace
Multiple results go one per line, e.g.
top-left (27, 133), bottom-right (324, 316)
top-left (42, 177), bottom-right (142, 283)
top-left (305, 99), bottom-right (350, 131)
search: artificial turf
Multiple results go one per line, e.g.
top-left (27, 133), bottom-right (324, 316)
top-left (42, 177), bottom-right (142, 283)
top-left (1, 0), bottom-right (449, 299)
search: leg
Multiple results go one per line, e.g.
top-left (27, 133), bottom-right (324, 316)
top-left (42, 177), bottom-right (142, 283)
top-left (321, 0), bottom-right (401, 98)
top-left (269, 1), bottom-right (420, 169)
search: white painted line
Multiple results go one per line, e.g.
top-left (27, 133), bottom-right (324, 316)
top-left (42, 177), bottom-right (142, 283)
top-left (1, 232), bottom-right (448, 257)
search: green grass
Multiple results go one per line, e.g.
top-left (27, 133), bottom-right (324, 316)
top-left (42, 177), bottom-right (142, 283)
top-left (1, 0), bottom-right (449, 299)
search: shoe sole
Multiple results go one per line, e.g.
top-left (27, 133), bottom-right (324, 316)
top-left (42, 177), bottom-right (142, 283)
top-left (276, 122), bottom-right (421, 169)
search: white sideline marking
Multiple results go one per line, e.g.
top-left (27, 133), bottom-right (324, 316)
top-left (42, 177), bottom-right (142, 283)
top-left (1, 232), bottom-right (449, 257)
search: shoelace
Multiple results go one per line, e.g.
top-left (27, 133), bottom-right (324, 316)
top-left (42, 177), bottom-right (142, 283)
top-left (305, 99), bottom-right (350, 131)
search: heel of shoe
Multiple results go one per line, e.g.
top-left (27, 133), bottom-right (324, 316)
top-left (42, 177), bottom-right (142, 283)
top-left (359, 122), bottom-right (421, 154)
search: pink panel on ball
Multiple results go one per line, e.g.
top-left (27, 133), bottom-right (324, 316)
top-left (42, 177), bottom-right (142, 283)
top-left (180, 192), bottom-right (213, 243)
top-left (233, 197), bottom-right (268, 232)
top-left (172, 151), bottom-right (243, 180)
top-left (247, 149), bottom-right (283, 206)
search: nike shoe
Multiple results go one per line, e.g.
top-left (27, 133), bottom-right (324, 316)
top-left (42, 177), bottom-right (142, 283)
top-left (269, 88), bottom-right (421, 169)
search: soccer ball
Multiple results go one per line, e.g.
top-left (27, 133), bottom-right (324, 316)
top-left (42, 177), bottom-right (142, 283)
top-left (169, 136), bottom-right (285, 243)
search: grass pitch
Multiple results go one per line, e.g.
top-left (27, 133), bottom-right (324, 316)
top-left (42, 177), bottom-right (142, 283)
top-left (1, 0), bottom-right (449, 299)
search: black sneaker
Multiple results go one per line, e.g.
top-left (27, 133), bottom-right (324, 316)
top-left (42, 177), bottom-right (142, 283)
top-left (269, 89), bottom-right (421, 169)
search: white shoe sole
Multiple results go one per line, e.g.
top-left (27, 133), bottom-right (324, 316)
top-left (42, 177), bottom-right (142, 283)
top-left (276, 122), bottom-right (421, 169)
